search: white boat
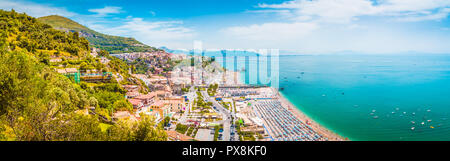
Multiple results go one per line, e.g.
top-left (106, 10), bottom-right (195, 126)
top-left (411, 127), bottom-right (415, 130)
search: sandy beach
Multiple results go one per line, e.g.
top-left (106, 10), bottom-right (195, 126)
top-left (274, 88), bottom-right (346, 141)
top-left (230, 69), bottom-right (345, 141)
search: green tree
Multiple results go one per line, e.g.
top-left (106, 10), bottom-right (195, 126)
top-left (80, 82), bottom-right (88, 89)
top-left (89, 97), bottom-right (98, 107)
top-left (106, 116), bottom-right (167, 141)
top-left (79, 62), bottom-right (88, 71)
top-left (98, 49), bottom-right (109, 57)
top-left (112, 99), bottom-right (132, 111)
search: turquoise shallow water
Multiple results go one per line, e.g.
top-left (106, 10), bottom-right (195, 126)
top-left (214, 53), bottom-right (450, 141)
top-left (276, 54), bottom-right (450, 141)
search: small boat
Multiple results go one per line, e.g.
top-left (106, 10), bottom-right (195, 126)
top-left (392, 111), bottom-right (395, 114)
top-left (411, 127), bottom-right (415, 130)
top-left (370, 113), bottom-right (374, 115)
top-left (372, 110), bottom-right (376, 112)
top-left (373, 116), bottom-right (379, 119)
top-left (427, 109), bottom-right (431, 112)
top-left (411, 121), bottom-right (415, 124)
top-left (403, 112), bottom-right (406, 114)
top-left (427, 119), bottom-right (432, 122)
top-left (395, 108), bottom-right (400, 111)
top-left (430, 126), bottom-right (434, 129)
top-left (412, 112), bottom-right (415, 115)
top-left (421, 122), bottom-right (425, 125)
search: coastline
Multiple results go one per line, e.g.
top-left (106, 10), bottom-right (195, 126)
top-left (232, 70), bottom-right (345, 141)
top-left (275, 89), bottom-right (347, 141)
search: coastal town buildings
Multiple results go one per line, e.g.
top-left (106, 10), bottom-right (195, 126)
top-left (109, 50), bottom-right (336, 141)
top-left (128, 99), bottom-right (144, 109)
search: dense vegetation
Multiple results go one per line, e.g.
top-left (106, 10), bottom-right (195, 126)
top-left (213, 125), bottom-right (223, 141)
top-left (158, 116), bottom-right (171, 129)
top-left (175, 123), bottom-right (189, 134)
top-left (130, 57), bottom-right (150, 74)
top-left (193, 91), bottom-right (213, 111)
top-left (186, 126), bottom-right (194, 136)
top-left (38, 15), bottom-right (158, 54)
top-left (0, 11), bottom-right (89, 57)
top-left (0, 9), bottom-right (166, 141)
top-left (207, 83), bottom-right (218, 96)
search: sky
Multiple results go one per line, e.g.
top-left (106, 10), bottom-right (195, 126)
top-left (1, 0), bottom-right (450, 54)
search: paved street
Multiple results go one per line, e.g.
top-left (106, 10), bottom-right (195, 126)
top-left (178, 87), bottom-right (237, 141)
top-left (195, 129), bottom-right (214, 141)
top-left (201, 91), bottom-right (232, 141)
top-left (179, 86), bottom-right (196, 124)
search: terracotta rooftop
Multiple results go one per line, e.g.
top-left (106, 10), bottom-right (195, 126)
top-left (128, 99), bottom-right (143, 106)
top-left (135, 93), bottom-right (157, 99)
top-left (150, 100), bottom-right (165, 107)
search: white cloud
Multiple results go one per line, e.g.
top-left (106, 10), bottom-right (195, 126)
top-left (0, 0), bottom-right (76, 17)
top-left (396, 7), bottom-right (450, 22)
top-left (88, 6), bottom-right (123, 17)
top-left (90, 17), bottom-right (195, 48)
top-left (223, 22), bottom-right (317, 41)
top-left (246, 9), bottom-right (291, 14)
top-left (216, 0), bottom-right (450, 53)
top-left (257, 0), bottom-right (450, 23)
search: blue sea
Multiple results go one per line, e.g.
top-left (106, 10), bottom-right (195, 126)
top-left (214, 53), bottom-right (450, 141)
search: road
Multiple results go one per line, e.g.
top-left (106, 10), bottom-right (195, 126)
top-left (178, 87), bottom-right (237, 141)
top-left (201, 90), bottom-right (236, 141)
top-left (179, 86), bottom-right (196, 124)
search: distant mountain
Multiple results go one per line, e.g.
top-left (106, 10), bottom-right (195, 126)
top-left (159, 46), bottom-right (188, 54)
top-left (160, 47), bottom-right (263, 57)
top-left (38, 15), bottom-right (158, 54)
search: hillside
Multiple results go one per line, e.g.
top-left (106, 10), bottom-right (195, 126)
top-left (38, 15), bottom-right (157, 54)
top-left (0, 9), bottom-right (166, 141)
